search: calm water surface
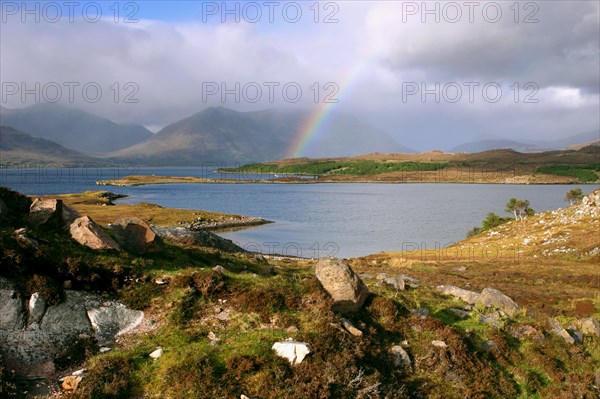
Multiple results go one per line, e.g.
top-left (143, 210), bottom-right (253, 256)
top-left (1, 167), bottom-right (596, 258)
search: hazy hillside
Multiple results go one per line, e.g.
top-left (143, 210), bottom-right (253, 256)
top-left (450, 139), bottom-right (548, 153)
top-left (451, 131), bottom-right (600, 153)
top-left (0, 104), bottom-right (152, 154)
top-left (0, 125), bottom-right (102, 165)
top-left (111, 107), bottom-right (411, 165)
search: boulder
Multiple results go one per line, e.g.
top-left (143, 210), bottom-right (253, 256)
top-left (152, 225), bottom-right (244, 253)
top-left (212, 265), bottom-right (228, 274)
top-left (28, 198), bottom-right (64, 227)
top-left (111, 217), bottom-right (161, 254)
top-left (436, 285), bottom-right (481, 304)
top-left (315, 258), bottom-right (369, 314)
top-left (14, 228), bottom-right (39, 250)
top-left (581, 317), bottom-right (600, 336)
top-left (400, 274), bottom-right (421, 288)
top-left (28, 292), bottom-right (46, 325)
top-left (479, 288), bottom-right (519, 316)
top-left (87, 302), bottom-right (144, 344)
top-left (383, 276), bottom-right (405, 291)
top-left (0, 277), bottom-right (25, 330)
top-left (69, 216), bottom-right (120, 250)
top-left (389, 345), bottom-right (411, 367)
top-left (548, 318), bottom-right (575, 344)
top-left (272, 338), bottom-right (311, 365)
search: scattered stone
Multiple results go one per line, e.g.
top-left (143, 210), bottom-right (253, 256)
top-left (87, 302), bottom-right (144, 343)
top-left (479, 288), bottom-right (519, 316)
top-left (454, 266), bottom-right (467, 272)
top-left (400, 340), bottom-right (409, 347)
top-left (509, 325), bottom-right (544, 342)
top-left (63, 280), bottom-right (73, 289)
top-left (28, 292), bottom-right (46, 325)
top-left (272, 338), bottom-right (311, 365)
top-left (481, 341), bottom-right (498, 353)
top-left (400, 274), bottom-right (421, 288)
top-left (581, 317), bottom-right (600, 336)
top-left (14, 229), bottom-right (40, 250)
top-left (61, 375), bottom-right (82, 391)
top-left (241, 395), bottom-right (251, 399)
top-left (315, 257), bottom-right (369, 314)
top-left (99, 347), bottom-right (112, 353)
top-left (411, 308), bottom-right (429, 317)
top-left (341, 318), bottom-right (363, 337)
top-left (569, 329), bottom-right (584, 344)
top-left (72, 368), bottom-right (86, 376)
top-left (375, 273), bottom-right (389, 280)
top-left (389, 345), bottom-right (411, 367)
top-left (149, 348), bottom-right (163, 359)
top-left (431, 340), bottom-right (447, 348)
top-left (155, 277), bottom-right (168, 285)
top-left (383, 276), bottom-right (405, 291)
top-left (436, 285), bottom-right (481, 304)
top-left (111, 217), bottom-right (162, 254)
top-left (358, 273), bottom-right (374, 280)
top-left (448, 308), bottom-right (471, 319)
top-left (549, 318), bottom-right (575, 344)
top-left (212, 265), bottom-right (228, 274)
top-left (479, 312), bottom-right (502, 328)
top-left (69, 216), bottom-right (120, 250)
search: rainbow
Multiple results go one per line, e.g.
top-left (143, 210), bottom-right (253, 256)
top-left (285, 61), bottom-right (368, 159)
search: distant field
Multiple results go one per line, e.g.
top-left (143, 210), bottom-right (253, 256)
top-left (221, 160), bottom-right (447, 176)
top-left (536, 164), bottom-right (600, 183)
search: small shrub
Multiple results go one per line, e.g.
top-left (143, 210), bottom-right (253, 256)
top-left (119, 282), bottom-right (161, 310)
top-left (191, 270), bottom-right (225, 298)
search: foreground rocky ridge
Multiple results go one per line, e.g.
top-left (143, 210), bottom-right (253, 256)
top-left (1, 186), bottom-right (599, 398)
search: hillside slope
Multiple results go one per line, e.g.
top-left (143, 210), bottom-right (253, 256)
top-left (0, 104), bottom-right (152, 154)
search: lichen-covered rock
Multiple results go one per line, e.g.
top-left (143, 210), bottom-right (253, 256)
top-left (389, 345), bottom-right (411, 367)
top-left (384, 276), bottom-right (405, 291)
top-left (479, 288), bottom-right (519, 316)
top-left (549, 318), bottom-right (575, 344)
top-left (581, 317), bottom-right (600, 336)
top-left (69, 216), bottom-right (120, 250)
top-left (315, 257), bottom-right (369, 314)
top-left (436, 285), bottom-right (481, 304)
top-left (28, 198), bottom-right (63, 227)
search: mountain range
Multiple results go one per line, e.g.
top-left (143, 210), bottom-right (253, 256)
top-left (0, 104), bottom-right (152, 154)
top-left (0, 104), bottom-right (598, 166)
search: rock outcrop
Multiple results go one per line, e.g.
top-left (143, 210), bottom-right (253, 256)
top-left (152, 225), bottom-right (244, 253)
top-left (315, 257), bottom-right (369, 314)
top-left (437, 285), bottom-right (519, 316)
top-left (436, 285), bottom-right (481, 304)
top-left (69, 216), bottom-right (120, 250)
top-left (111, 217), bottom-right (161, 254)
top-left (0, 279), bottom-right (143, 378)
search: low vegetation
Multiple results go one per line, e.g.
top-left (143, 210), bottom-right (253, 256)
top-left (1, 187), bottom-right (599, 398)
top-left (221, 160), bottom-right (447, 176)
top-left (536, 164), bottom-right (600, 183)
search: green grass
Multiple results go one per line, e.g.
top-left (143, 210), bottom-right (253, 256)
top-left (536, 164), bottom-right (600, 182)
top-left (221, 160), bottom-right (447, 176)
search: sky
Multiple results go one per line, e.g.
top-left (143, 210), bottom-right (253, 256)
top-left (1, 0), bottom-right (599, 151)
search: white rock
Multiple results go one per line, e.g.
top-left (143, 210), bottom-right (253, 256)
top-left (431, 340), bottom-right (447, 348)
top-left (99, 347), bottom-right (112, 353)
top-left (149, 348), bottom-right (163, 359)
top-left (272, 339), bottom-right (311, 365)
top-left (72, 368), bottom-right (86, 376)
top-left (28, 292), bottom-right (46, 325)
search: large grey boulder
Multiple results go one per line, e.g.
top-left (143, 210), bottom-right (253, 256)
top-left (28, 198), bottom-right (63, 227)
top-left (479, 288), bottom-right (519, 316)
top-left (0, 277), bottom-right (25, 330)
top-left (69, 216), bottom-right (120, 250)
top-left (152, 225), bottom-right (244, 253)
top-left (87, 302), bottom-right (144, 343)
top-left (315, 258), bottom-right (369, 314)
top-left (111, 216), bottom-right (161, 254)
top-left (549, 318), bottom-right (575, 344)
top-left (383, 276), bottom-right (405, 291)
top-left (436, 285), bottom-right (481, 304)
